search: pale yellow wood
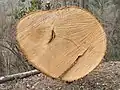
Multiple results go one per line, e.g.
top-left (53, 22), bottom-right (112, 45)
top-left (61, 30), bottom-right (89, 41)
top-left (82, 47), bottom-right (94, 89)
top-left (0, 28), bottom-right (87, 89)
top-left (16, 7), bottom-right (106, 81)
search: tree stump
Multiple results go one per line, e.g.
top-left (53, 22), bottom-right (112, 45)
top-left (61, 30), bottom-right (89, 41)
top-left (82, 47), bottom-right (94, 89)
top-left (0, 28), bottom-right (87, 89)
top-left (16, 7), bottom-right (106, 82)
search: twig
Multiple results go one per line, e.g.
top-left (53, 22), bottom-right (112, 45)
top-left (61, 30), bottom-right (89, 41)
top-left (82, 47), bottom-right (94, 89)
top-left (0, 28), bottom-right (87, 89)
top-left (0, 69), bottom-right (40, 84)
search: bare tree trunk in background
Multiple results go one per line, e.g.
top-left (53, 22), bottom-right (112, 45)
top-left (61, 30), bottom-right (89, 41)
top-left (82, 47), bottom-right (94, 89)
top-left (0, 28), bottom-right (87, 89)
top-left (63, 0), bottom-right (67, 7)
top-left (81, 0), bottom-right (84, 8)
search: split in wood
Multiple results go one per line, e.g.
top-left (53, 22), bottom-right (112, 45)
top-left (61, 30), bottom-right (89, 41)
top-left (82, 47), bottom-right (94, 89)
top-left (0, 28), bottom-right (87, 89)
top-left (48, 29), bottom-right (56, 44)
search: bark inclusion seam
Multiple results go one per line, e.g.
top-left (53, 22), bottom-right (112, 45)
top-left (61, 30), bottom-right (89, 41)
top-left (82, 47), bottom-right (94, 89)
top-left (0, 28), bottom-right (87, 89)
top-left (59, 47), bottom-right (89, 79)
top-left (48, 28), bottom-right (56, 44)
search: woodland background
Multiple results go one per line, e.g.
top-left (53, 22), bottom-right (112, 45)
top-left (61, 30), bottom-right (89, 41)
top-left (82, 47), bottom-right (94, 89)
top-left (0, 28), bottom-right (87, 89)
top-left (0, 0), bottom-right (120, 90)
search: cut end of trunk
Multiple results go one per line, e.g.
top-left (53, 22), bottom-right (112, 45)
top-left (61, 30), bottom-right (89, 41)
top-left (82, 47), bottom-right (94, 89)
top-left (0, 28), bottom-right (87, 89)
top-left (16, 7), bottom-right (107, 82)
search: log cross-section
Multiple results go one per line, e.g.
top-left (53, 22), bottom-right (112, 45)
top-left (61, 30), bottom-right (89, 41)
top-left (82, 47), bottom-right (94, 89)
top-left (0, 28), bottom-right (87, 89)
top-left (16, 7), bottom-right (106, 82)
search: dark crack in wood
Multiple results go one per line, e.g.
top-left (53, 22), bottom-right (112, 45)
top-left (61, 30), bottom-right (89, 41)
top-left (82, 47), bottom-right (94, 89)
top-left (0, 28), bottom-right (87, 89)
top-left (59, 47), bottom-right (89, 79)
top-left (48, 29), bottom-right (56, 44)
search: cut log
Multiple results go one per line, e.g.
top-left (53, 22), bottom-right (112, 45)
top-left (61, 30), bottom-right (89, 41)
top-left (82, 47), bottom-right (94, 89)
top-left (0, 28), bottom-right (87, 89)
top-left (16, 7), bottom-right (106, 82)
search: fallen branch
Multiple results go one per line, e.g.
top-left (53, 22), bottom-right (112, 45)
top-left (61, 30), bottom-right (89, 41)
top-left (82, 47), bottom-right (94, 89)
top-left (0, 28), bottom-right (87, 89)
top-left (0, 69), bottom-right (40, 84)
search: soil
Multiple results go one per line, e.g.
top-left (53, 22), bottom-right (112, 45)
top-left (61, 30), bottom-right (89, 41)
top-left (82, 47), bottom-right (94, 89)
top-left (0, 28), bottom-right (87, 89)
top-left (0, 61), bottom-right (120, 90)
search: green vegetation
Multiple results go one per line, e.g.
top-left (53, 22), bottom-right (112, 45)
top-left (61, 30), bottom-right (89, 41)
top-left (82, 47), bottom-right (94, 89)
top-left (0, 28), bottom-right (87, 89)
top-left (14, 0), bottom-right (42, 19)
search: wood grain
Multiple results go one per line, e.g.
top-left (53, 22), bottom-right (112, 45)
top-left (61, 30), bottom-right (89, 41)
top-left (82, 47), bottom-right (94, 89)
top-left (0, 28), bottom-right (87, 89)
top-left (16, 7), bottom-right (106, 81)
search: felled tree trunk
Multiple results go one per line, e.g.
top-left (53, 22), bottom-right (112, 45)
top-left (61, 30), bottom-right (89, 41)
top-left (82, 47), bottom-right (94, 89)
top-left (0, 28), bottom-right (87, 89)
top-left (16, 7), bottom-right (106, 82)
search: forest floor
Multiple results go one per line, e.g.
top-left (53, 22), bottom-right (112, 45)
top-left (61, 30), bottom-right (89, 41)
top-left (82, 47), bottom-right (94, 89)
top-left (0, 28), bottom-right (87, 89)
top-left (0, 61), bottom-right (120, 90)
